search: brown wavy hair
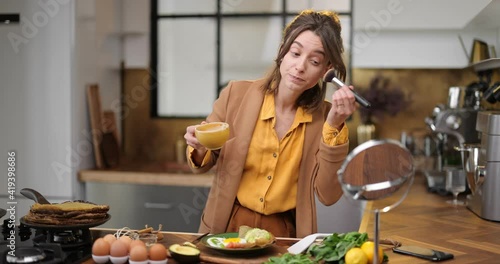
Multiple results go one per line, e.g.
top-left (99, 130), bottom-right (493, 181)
top-left (262, 10), bottom-right (346, 113)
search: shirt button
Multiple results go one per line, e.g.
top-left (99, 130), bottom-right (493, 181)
top-left (259, 198), bottom-right (264, 202)
top-left (267, 176), bottom-right (272, 180)
top-left (273, 153), bottom-right (277, 158)
top-left (333, 131), bottom-right (339, 136)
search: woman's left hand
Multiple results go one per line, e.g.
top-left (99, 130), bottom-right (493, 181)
top-left (326, 85), bottom-right (358, 129)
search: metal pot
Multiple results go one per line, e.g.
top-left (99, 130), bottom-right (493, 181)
top-left (455, 144), bottom-right (481, 194)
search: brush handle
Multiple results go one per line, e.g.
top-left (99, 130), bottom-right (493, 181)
top-left (332, 78), bottom-right (371, 108)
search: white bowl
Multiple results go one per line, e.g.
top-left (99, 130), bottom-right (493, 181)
top-left (129, 261), bottom-right (149, 264)
top-left (92, 254), bottom-right (109, 264)
top-left (149, 260), bottom-right (168, 264)
top-left (110, 255), bottom-right (129, 264)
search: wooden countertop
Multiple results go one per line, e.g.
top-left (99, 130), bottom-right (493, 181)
top-left (81, 172), bottom-right (500, 263)
top-left (78, 161), bottom-right (214, 187)
top-left (359, 173), bottom-right (500, 263)
top-left (84, 229), bottom-right (295, 264)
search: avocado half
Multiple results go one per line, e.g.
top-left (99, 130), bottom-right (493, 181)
top-left (169, 244), bottom-right (201, 263)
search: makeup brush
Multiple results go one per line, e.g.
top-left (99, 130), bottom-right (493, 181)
top-left (323, 69), bottom-right (371, 108)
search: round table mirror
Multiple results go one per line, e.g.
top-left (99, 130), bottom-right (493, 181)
top-left (338, 139), bottom-right (415, 263)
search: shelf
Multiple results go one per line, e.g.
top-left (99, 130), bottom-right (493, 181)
top-left (469, 58), bottom-right (500, 72)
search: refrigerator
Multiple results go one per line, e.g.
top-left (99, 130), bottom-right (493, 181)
top-left (0, 0), bottom-right (121, 221)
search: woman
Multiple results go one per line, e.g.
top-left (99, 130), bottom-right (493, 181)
top-left (184, 10), bottom-right (358, 238)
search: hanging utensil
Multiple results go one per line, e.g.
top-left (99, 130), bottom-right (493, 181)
top-left (20, 188), bottom-right (51, 204)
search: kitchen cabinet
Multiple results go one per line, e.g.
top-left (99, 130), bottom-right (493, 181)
top-left (316, 195), bottom-right (363, 234)
top-left (352, 0), bottom-right (500, 68)
top-left (85, 182), bottom-right (210, 232)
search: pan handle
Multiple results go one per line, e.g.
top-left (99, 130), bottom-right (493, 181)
top-left (21, 188), bottom-right (51, 204)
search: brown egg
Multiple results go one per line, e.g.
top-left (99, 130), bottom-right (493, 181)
top-left (118, 235), bottom-right (132, 248)
top-left (129, 244), bottom-right (148, 261)
top-left (110, 240), bottom-right (128, 257)
top-left (103, 234), bottom-right (117, 246)
top-left (129, 239), bottom-right (146, 251)
top-left (92, 238), bottom-right (110, 256)
top-left (149, 244), bottom-right (167, 261)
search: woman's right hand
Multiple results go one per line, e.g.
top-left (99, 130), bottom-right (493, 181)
top-left (184, 122), bottom-right (208, 162)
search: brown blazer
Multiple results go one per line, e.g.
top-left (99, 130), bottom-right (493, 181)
top-left (188, 79), bottom-right (349, 238)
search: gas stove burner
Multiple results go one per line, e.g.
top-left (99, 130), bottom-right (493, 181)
top-left (6, 247), bottom-right (46, 263)
top-left (18, 224), bottom-right (32, 242)
top-left (33, 228), bottom-right (92, 249)
top-left (53, 231), bottom-right (76, 244)
top-left (1, 225), bottom-right (92, 264)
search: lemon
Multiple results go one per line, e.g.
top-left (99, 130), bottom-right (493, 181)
top-left (361, 241), bottom-right (383, 264)
top-left (345, 247), bottom-right (368, 264)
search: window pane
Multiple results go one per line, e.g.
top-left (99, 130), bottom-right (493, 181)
top-left (222, 0), bottom-right (282, 13)
top-left (158, 0), bottom-right (216, 15)
top-left (287, 0), bottom-right (351, 13)
top-left (158, 19), bottom-right (217, 117)
top-left (221, 17), bottom-right (282, 84)
top-left (340, 15), bottom-right (351, 51)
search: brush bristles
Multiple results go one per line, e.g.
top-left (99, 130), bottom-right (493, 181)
top-left (323, 69), bottom-right (337, 82)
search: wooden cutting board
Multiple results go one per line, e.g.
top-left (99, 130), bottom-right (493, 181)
top-left (163, 233), bottom-right (289, 264)
top-left (86, 84), bottom-right (105, 169)
top-left (84, 230), bottom-right (295, 264)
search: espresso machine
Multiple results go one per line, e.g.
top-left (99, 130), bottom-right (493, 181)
top-left (463, 111), bottom-right (500, 222)
top-left (424, 86), bottom-right (482, 192)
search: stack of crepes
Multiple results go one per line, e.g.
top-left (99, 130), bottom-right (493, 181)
top-left (24, 201), bottom-right (110, 225)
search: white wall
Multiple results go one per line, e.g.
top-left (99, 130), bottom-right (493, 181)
top-left (352, 0), bottom-right (500, 68)
top-left (72, 0), bottom-right (123, 196)
top-left (122, 0), bottom-right (150, 68)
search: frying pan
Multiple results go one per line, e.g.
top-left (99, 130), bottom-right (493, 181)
top-left (20, 188), bottom-right (110, 229)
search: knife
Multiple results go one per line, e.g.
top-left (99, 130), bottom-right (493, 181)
top-left (287, 233), bottom-right (331, 254)
top-left (192, 232), bottom-right (210, 244)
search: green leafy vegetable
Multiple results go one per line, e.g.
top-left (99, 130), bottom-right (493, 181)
top-left (265, 253), bottom-right (317, 264)
top-left (307, 232), bottom-right (368, 263)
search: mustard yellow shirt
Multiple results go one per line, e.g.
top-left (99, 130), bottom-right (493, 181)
top-left (237, 93), bottom-right (348, 215)
top-left (188, 93), bottom-right (348, 215)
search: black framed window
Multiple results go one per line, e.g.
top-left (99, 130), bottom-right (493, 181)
top-left (151, 0), bottom-right (352, 118)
